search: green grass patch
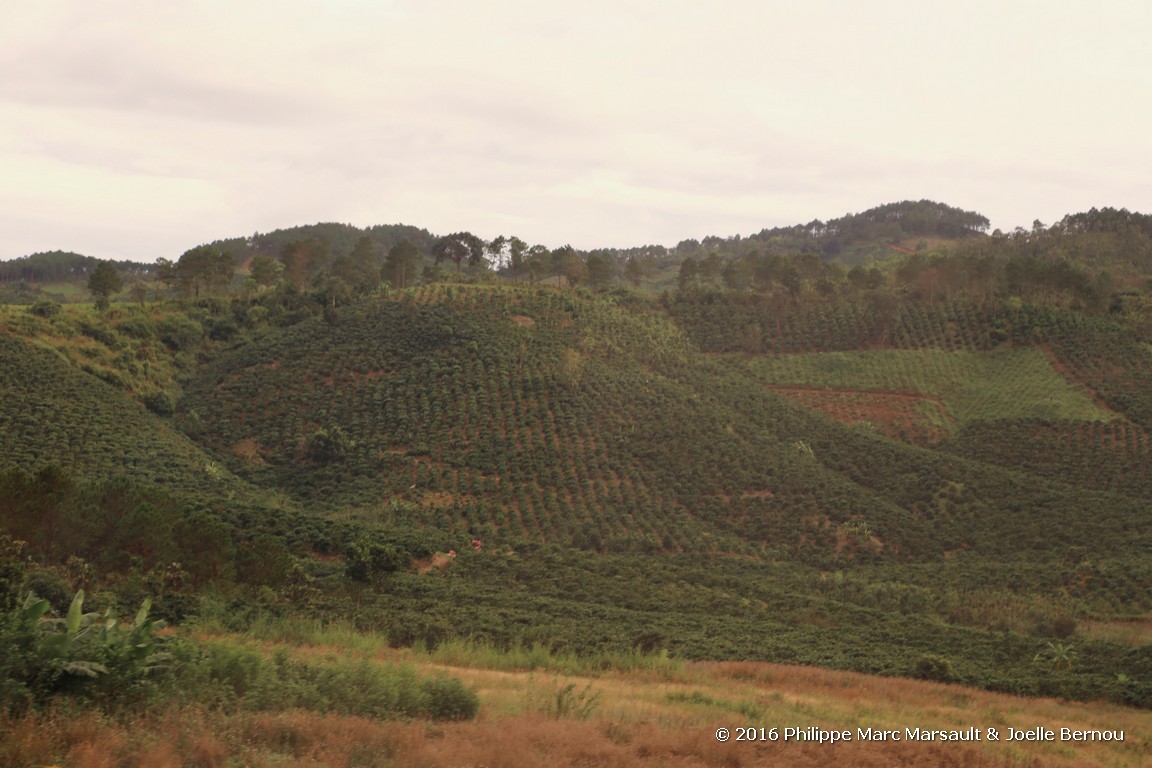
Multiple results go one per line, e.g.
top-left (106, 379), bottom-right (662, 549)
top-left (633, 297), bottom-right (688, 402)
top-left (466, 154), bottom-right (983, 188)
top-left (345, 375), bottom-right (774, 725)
top-left (38, 282), bottom-right (84, 297)
top-left (665, 689), bottom-right (762, 718)
top-left (740, 348), bottom-right (1117, 427)
top-left (223, 613), bottom-right (391, 656)
top-left (188, 638), bottom-right (478, 720)
top-left (426, 637), bottom-right (682, 677)
top-left (208, 610), bottom-right (683, 678)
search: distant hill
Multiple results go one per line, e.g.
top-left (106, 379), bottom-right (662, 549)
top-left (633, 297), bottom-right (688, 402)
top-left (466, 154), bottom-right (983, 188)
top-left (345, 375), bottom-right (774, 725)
top-left (0, 251), bottom-right (152, 303)
top-left (191, 222), bottom-right (438, 268)
top-left (7, 201), bottom-right (1152, 303)
top-left (0, 251), bottom-right (150, 282)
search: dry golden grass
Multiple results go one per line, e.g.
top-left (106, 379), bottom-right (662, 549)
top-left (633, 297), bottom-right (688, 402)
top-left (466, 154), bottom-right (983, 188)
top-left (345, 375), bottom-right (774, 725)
top-left (2, 710), bottom-right (1036, 768)
top-left (3, 645), bottom-right (1150, 767)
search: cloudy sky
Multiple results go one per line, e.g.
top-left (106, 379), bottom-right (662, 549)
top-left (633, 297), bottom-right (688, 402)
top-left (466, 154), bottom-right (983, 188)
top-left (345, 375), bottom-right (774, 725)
top-left (3, 0), bottom-right (1150, 262)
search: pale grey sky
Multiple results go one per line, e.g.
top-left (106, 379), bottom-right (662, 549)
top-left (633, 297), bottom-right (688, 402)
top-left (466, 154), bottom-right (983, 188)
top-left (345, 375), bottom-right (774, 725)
top-left (3, 0), bottom-right (1150, 262)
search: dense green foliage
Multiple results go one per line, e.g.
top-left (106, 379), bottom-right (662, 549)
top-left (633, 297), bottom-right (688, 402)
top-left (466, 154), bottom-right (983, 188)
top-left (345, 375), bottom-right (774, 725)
top-left (944, 419), bottom-right (1152, 499)
top-left (87, 262), bottom-right (124, 311)
top-left (0, 335), bottom-right (245, 497)
top-left (181, 641), bottom-right (478, 720)
top-left (0, 587), bottom-right (478, 720)
top-left (0, 590), bottom-right (173, 713)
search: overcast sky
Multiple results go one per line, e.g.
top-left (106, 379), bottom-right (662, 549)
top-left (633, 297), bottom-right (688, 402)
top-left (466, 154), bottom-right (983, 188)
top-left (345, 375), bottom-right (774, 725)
top-left (3, 0), bottom-right (1150, 262)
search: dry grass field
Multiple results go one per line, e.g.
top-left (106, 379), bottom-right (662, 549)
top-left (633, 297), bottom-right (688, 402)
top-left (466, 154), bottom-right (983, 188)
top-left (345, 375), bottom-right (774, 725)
top-left (4, 634), bottom-right (1149, 768)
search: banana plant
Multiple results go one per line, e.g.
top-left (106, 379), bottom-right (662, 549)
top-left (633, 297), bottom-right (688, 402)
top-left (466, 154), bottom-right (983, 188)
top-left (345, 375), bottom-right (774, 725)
top-left (93, 597), bottom-right (173, 675)
top-left (28, 590), bottom-right (171, 683)
top-left (32, 591), bottom-right (109, 678)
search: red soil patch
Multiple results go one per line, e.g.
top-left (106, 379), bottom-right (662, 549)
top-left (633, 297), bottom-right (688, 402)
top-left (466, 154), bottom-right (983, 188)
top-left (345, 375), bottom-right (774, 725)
top-left (228, 438), bottom-right (266, 464)
top-left (1040, 344), bottom-right (1116, 413)
top-left (420, 491), bottom-right (477, 508)
top-left (413, 552), bottom-right (455, 574)
top-left (769, 386), bottom-right (950, 445)
top-left (316, 369), bottom-right (387, 387)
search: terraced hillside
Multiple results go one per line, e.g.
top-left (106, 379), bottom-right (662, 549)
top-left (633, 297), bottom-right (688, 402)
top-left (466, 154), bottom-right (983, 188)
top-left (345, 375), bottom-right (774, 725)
top-left (0, 335), bottom-right (248, 499)
top-left (668, 297), bottom-right (1066, 354)
top-left (180, 285), bottom-right (776, 553)
top-left (177, 286), bottom-right (1149, 568)
top-left (672, 293), bottom-right (1152, 505)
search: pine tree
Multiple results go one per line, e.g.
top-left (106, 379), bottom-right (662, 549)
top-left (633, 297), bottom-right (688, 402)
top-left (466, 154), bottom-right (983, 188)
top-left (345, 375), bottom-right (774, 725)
top-left (87, 261), bottom-right (123, 310)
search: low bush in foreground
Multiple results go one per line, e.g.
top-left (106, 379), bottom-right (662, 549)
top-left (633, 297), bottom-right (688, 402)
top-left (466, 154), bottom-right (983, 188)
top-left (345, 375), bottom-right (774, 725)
top-left (188, 641), bottom-right (478, 720)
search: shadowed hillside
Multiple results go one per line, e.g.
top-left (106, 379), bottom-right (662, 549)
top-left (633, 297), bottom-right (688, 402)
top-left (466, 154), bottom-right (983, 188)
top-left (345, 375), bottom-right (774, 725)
top-left (0, 335), bottom-right (248, 499)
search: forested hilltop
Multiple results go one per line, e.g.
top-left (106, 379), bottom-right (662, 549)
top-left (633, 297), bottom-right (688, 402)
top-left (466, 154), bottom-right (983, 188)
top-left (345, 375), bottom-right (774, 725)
top-left (2, 200), bottom-right (1152, 763)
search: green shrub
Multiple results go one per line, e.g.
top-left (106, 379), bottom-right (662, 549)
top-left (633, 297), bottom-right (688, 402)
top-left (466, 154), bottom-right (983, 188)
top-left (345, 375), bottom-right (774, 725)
top-left (80, 363), bottom-right (129, 389)
top-left (344, 538), bottom-right (404, 584)
top-left (245, 305), bottom-right (269, 327)
top-left (116, 315), bottom-right (156, 340)
top-left (23, 568), bottom-right (72, 613)
top-left (142, 391), bottom-right (175, 417)
top-left (0, 535), bottom-right (31, 612)
top-left (78, 320), bottom-right (123, 350)
top-left (189, 642), bottom-right (477, 721)
top-left (157, 315), bottom-right (204, 351)
top-left (28, 300), bottom-right (61, 318)
top-left (204, 317), bottom-right (239, 341)
top-left (0, 591), bottom-right (173, 713)
top-left (420, 675), bottom-right (480, 721)
top-left (307, 426), bottom-right (351, 464)
top-left (201, 642), bottom-right (264, 699)
top-left (913, 654), bottom-right (956, 682)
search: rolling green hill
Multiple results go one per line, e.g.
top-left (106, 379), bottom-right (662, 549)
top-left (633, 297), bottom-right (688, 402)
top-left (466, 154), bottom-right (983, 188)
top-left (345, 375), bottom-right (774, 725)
top-left (3, 206), bottom-right (1152, 715)
top-left (172, 285), bottom-right (1152, 572)
top-left (0, 335), bottom-right (247, 499)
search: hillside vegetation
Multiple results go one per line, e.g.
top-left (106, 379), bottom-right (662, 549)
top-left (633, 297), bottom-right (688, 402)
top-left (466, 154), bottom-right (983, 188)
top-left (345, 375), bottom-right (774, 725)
top-left (0, 335), bottom-right (244, 498)
top-left (2, 200), bottom-right (1152, 766)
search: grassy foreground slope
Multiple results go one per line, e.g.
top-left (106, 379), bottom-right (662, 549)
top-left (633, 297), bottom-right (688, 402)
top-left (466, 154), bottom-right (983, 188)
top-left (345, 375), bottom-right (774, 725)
top-left (6, 627), bottom-right (1150, 768)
